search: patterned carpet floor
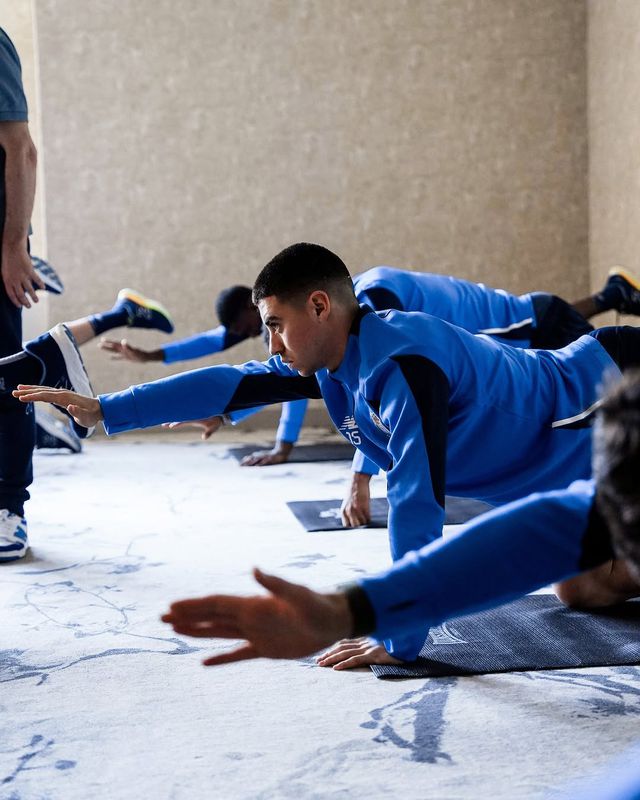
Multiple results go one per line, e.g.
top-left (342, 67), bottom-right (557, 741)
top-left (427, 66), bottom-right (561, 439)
top-left (2, 436), bottom-right (639, 799)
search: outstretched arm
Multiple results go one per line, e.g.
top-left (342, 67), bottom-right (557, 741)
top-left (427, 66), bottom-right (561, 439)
top-left (162, 481), bottom-right (601, 669)
top-left (328, 355), bottom-right (451, 664)
top-left (162, 568), bottom-right (353, 665)
top-left (99, 339), bottom-right (164, 363)
top-left (161, 326), bottom-right (246, 364)
top-left (13, 357), bottom-right (322, 435)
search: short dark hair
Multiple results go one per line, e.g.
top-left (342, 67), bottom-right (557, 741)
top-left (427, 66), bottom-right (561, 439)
top-left (594, 370), bottom-right (640, 573)
top-left (252, 243), bottom-right (355, 305)
top-left (215, 285), bottom-right (252, 328)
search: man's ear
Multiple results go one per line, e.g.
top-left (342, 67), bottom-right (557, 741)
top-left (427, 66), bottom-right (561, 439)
top-left (309, 290), bottom-right (330, 319)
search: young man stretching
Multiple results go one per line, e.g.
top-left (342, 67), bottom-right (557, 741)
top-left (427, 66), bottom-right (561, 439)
top-left (11, 243), bottom-right (640, 664)
top-left (100, 264), bottom-right (640, 474)
top-left (157, 371), bottom-right (640, 672)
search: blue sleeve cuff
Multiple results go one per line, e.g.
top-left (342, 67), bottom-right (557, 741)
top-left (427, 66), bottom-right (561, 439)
top-left (276, 399), bottom-right (308, 443)
top-left (228, 407), bottom-right (263, 424)
top-left (99, 389), bottom-right (141, 435)
top-left (351, 449), bottom-right (380, 475)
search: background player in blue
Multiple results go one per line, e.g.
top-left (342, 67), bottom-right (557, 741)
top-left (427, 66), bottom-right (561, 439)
top-left (11, 243), bottom-right (640, 664)
top-left (157, 370), bottom-right (640, 673)
top-left (99, 263), bottom-right (640, 470)
top-left (0, 28), bottom-right (43, 558)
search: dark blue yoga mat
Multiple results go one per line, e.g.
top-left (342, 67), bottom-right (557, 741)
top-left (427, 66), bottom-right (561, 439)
top-left (371, 595), bottom-right (640, 679)
top-left (228, 442), bottom-right (355, 463)
top-left (287, 496), bottom-right (493, 531)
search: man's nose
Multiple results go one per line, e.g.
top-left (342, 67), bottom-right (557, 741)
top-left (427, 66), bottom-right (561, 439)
top-left (269, 330), bottom-right (283, 356)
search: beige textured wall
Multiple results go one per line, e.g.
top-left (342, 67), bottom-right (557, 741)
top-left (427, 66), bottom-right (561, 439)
top-left (588, 0), bottom-right (640, 325)
top-left (0, 0), bottom-right (49, 339)
top-left (32, 0), bottom-right (588, 402)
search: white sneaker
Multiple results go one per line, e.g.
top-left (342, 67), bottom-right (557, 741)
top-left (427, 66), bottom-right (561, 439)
top-left (0, 510), bottom-right (28, 562)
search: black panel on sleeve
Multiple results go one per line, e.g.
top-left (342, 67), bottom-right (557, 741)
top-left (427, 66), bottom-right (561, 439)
top-left (390, 355), bottom-right (450, 509)
top-left (224, 373), bottom-right (322, 412)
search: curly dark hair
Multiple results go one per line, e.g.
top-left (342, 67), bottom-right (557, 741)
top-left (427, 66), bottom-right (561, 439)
top-left (215, 285), bottom-right (252, 329)
top-left (594, 370), bottom-right (640, 576)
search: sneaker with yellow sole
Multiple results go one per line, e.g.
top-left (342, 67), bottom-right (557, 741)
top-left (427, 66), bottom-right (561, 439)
top-left (117, 288), bottom-right (174, 333)
top-left (596, 267), bottom-right (640, 316)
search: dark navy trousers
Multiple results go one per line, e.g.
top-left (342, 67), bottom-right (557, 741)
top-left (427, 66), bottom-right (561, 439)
top-left (0, 243), bottom-right (34, 516)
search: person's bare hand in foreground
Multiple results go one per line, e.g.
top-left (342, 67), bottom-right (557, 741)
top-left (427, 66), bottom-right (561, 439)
top-left (162, 568), bottom-right (353, 666)
top-left (162, 416), bottom-right (225, 440)
top-left (316, 638), bottom-right (402, 670)
top-left (12, 384), bottom-right (103, 427)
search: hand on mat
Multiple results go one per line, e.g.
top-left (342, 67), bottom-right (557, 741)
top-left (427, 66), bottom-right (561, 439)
top-left (316, 638), bottom-right (402, 670)
top-left (13, 385), bottom-right (103, 426)
top-left (99, 338), bottom-right (152, 362)
top-left (2, 246), bottom-right (44, 308)
top-left (340, 472), bottom-right (372, 527)
top-left (162, 567), bottom-right (353, 666)
top-left (241, 442), bottom-right (293, 467)
top-left (162, 416), bottom-right (224, 440)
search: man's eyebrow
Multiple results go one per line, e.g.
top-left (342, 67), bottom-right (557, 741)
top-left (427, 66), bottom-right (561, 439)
top-left (263, 315), bottom-right (281, 327)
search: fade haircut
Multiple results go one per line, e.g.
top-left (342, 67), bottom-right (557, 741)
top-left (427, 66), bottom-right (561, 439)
top-left (215, 285), bottom-right (252, 328)
top-left (252, 243), bottom-right (356, 306)
top-left (594, 369), bottom-right (640, 575)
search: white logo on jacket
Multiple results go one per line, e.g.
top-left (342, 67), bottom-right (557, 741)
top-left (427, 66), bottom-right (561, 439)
top-left (339, 415), bottom-right (361, 446)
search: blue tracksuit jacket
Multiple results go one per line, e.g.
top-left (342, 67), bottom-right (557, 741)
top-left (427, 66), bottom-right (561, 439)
top-left (357, 479), bottom-right (613, 645)
top-left (98, 307), bottom-right (618, 658)
top-left (158, 268), bottom-right (538, 451)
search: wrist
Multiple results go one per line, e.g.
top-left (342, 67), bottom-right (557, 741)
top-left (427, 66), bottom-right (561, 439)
top-left (325, 591), bottom-right (354, 640)
top-left (275, 440), bottom-right (294, 456)
top-left (2, 238), bottom-right (28, 255)
top-left (93, 398), bottom-right (105, 422)
top-left (340, 583), bottom-right (377, 637)
top-left (146, 349), bottom-right (164, 362)
top-left (352, 471), bottom-right (371, 487)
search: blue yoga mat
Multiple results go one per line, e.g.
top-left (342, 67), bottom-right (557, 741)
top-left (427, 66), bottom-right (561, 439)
top-left (287, 496), bottom-right (493, 531)
top-left (371, 595), bottom-right (640, 679)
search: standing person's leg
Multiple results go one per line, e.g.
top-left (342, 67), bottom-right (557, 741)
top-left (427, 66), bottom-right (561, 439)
top-left (0, 261), bottom-right (33, 557)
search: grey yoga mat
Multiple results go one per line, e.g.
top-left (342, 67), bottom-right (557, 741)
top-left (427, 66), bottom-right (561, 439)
top-left (227, 442), bottom-right (355, 463)
top-left (371, 595), bottom-right (640, 679)
top-left (286, 496), bottom-right (493, 531)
